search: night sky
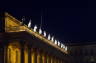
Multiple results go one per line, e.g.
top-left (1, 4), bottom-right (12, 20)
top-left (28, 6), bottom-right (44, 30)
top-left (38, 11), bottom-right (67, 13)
top-left (0, 0), bottom-right (96, 43)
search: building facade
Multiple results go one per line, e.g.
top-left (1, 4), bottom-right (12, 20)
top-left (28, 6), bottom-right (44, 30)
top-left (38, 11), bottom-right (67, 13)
top-left (68, 42), bottom-right (96, 63)
top-left (0, 12), bottom-right (68, 63)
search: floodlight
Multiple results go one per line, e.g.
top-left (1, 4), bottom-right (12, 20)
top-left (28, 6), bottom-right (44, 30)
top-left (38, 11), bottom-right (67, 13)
top-left (44, 31), bottom-right (46, 37)
top-left (33, 25), bottom-right (37, 32)
top-left (65, 46), bottom-right (67, 51)
top-left (58, 41), bottom-right (60, 46)
top-left (39, 28), bottom-right (42, 34)
top-left (55, 40), bottom-right (57, 45)
top-left (48, 34), bottom-right (51, 40)
top-left (51, 36), bottom-right (54, 42)
top-left (28, 19), bottom-right (31, 28)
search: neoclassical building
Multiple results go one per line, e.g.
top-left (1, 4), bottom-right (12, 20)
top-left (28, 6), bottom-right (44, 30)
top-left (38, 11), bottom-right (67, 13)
top-left (0, 12), bottom-right (68, 63)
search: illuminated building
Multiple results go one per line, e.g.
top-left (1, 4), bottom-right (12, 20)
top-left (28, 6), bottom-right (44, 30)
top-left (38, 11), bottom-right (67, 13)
top-left (0, 12), bottom-right (68, 63)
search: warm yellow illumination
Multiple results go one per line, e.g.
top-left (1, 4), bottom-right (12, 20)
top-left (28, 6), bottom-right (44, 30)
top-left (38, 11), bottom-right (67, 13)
top-left (51, 57), bottom-right (53, 63)
top-left (7, 42), bottom-right (21, 63)
top-left (42, 53), bottom-right (45, 63)
top-left (46, 55), bottom-right (49, 63)
top-left (5, 12), bottom-right (68, 54)
top-left (31, 49), bottom-right (36, 63)
top-left (37, 51), bottom-right (41, 63)
top-left (24, 46), bottom-right (28, 63)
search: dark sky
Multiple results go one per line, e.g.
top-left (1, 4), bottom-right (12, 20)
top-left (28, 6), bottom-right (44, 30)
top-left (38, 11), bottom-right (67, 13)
top-left (0, 0), bottom-right (96, 43)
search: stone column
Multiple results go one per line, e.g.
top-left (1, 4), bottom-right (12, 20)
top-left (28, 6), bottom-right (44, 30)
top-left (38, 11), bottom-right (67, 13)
top-left (24, 45), bottom-right (28, 63)
top-left (51, 56), bottom-right (53, 63)
top-left (46, 54), bottom-right (49, 63)
top-left (37, 49), bottom-right (41, 63)
top-left (57, 58), bottom-right (60, 63)
top-left (31, 48), bottom-right (37, 63)
top-left (53, 57), bottom-right (56, 63)
top-left (42, 52), bottom-right (46, 63)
